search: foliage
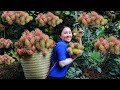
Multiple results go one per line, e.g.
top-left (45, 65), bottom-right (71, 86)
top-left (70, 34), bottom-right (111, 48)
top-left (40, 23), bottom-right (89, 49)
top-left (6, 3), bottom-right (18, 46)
top-left (0, 11), bottom-right (120, 79)
top-left (66, 62), bottom-right (89, 79)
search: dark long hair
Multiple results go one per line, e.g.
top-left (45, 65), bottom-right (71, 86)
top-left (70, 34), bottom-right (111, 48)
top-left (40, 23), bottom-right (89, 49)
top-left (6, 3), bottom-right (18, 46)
top-left (55, 15), bottom-right (75, 35)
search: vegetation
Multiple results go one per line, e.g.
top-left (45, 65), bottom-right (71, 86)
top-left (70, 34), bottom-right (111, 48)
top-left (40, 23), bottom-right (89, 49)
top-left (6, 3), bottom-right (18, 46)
top-left (0, 11), bottom-right (120, 79)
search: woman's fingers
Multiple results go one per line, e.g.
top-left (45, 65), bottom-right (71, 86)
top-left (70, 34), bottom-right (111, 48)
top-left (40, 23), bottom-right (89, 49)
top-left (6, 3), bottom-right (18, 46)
top-left (78, 28), bottom-right (84, 36)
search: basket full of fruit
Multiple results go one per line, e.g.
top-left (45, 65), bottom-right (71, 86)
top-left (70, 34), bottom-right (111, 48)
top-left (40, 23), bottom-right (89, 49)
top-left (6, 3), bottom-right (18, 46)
top-left (14, 28), bottom-right (56, 79)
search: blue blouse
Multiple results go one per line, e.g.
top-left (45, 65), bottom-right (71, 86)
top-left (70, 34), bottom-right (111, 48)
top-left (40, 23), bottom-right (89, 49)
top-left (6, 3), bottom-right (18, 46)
top-left (48, 40), bottom-right (71, 77)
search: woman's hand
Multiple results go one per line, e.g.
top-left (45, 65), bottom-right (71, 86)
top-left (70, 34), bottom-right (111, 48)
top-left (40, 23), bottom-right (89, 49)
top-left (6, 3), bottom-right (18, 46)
top-left (72, 50), bottom-right (83, 60)
top-left (78, 28), bottom-right (84, 38)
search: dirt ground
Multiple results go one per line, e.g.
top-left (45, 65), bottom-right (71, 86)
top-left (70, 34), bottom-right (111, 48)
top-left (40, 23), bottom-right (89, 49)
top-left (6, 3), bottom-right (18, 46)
top-left (0, 63), bottom-right (25, 79)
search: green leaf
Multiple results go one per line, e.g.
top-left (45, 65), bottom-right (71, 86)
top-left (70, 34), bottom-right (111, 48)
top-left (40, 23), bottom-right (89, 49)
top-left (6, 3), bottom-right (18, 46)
top-left (109, 72), bottom-right (116, 76)
top-left (96, 66), bottom-right (102, 73)
top-left (96, 29), bottom-right (104, 37)
top-left (76, 69), bottom-right (82, 76)
top-left (115, 59), bottom-right (120, 64)
top-left (70, 67), bottom-right (75, 73)
top-left (87, 30), bottom-right (91, 38)
top-left (101, 26), bottom-right (105, 31)
top-left (64, 11), bottom-right (70, 15)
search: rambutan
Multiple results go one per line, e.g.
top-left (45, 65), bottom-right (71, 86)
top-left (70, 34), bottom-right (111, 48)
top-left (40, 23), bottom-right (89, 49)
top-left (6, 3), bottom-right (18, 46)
top-left (78, 15), bottom-right (84, 21)
top-left (91, 11), bottom-right (98, 16)
top-left (21, 48), bottom-right (27, 54)
top-left (109, 36), bottom-right (117, 42)
top-left (96, 40), bottom-right (101, 47)
top-left (99, 37), bottom-right (104, 42)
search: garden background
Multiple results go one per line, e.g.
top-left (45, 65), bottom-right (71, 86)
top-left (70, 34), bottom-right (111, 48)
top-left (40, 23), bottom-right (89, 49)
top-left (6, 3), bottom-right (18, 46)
top-left (0, 11), bottom-right (120, 79)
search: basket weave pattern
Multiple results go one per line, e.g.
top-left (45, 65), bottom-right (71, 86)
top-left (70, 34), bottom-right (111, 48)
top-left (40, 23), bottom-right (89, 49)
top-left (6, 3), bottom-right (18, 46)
top-left (20, 49), bottom-right (53, 79)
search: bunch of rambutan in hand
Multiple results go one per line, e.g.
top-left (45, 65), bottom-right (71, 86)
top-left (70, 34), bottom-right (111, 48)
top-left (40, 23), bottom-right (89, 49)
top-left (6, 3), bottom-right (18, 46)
top-left (14, 28), bottom-right (56, 58)
top-left (67, 42), bottom-right (84, 59)
top-left (94, 36), bottom-right (120, 55)
top-left (1, 11), bottom-right (33, 25)
top-left (0, 38), bottom-right (13, 49)
top-left (78, 11), bottom-right (108, 27)
top-left (0, 54), bottom-right (15, 65)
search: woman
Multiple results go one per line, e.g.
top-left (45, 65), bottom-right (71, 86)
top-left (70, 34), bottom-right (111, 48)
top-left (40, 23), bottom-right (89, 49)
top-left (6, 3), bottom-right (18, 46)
top-left (47, 25), bottom-right (84, 79)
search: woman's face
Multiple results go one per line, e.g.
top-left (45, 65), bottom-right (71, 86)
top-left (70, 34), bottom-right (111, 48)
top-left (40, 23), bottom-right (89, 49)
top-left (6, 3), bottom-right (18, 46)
top-left (60, 27), bottom-right (72, 43)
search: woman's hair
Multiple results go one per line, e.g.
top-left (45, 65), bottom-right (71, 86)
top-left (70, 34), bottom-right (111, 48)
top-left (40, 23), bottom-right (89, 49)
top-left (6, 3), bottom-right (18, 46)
top-left (56, 24), bottom-right (68, 35)
top-left (55, 15), bottom-right (75, 35)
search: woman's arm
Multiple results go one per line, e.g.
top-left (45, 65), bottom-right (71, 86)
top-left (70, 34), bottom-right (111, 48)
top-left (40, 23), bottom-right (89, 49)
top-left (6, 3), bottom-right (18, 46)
top-left (59, 58), bottom-right (74, 68)
top-left (59, 50), bottom-right (83, 68)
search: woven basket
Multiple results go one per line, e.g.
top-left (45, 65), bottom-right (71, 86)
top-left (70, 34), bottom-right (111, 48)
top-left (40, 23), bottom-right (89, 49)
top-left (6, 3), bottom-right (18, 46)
top-left (20, 49), bottom-right (53, 79)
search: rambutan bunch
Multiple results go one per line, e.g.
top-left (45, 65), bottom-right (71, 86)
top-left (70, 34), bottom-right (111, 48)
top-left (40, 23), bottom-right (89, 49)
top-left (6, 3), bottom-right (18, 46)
top-left (15, 11), bottom-right (33, 25)
top-left (94, 37), bottom-right (109, 55)
top-left (90, 11), bottom-right (108, 27)
top-left (35, 13), bottom-right (48, 26)
top-left (109, 36), bottom-right (120, 55)
top-left (94, 36), bottom-right (120, 55)
top-left (14, 28), bottom-right (56, 58)
top-left (0, 38), bottom-right (13, 49)
top-left (78, 11), bottom-right (108, 27)
top-left (67, 42), bottom-right (84, 59)
top-left (78, 12), bottom-right (91, 26)
top-left (35, 12), bottom-right (62, 27)
top-left (14, 30), bottom-right (36, 57)
top-left (1, 11), bottom-right (15, 25)
top-left (46, 12), bottom-right (63, 27)
top-left (0, 54), bottom-right (15, 65)
top-left (1, 11), bottom-right (33, 25)
top-left (32, 28), bottom-right (56, 57)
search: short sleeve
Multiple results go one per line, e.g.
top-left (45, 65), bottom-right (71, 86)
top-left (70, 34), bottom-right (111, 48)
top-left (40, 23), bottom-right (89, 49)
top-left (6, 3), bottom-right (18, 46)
top-left (56, 43), bottom-right (67, 61)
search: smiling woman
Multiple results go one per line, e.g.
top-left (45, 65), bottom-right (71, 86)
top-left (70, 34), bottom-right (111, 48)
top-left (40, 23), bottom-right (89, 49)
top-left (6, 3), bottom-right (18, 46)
top-left (47, 23), bottom-right (83, 79)
top-left (59, 26), bottom-right (72, 43)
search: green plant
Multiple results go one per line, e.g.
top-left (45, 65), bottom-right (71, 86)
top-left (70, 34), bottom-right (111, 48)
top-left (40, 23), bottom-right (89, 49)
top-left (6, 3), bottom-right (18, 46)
top-left (66, 62), bottom-right (89, 79)
top-left (87, 51), bottom-right (103, 73)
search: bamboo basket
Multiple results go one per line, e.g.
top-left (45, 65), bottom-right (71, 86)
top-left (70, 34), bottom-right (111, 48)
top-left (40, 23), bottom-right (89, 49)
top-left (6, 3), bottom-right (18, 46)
top-left (20, 49), bottom-right (53, 79)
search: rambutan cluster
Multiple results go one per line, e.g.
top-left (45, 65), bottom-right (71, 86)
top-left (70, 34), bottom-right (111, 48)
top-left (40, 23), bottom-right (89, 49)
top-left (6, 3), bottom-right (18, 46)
top-left (94, 36), bottom-right (120, 55)
top-left (68, 42), bottom-right (84, 59)
top-left (109, 36), bottom-right (120, 55)
top-left (94, 37), bottom-right (109, 55)
top-left (78, 11), bottom-right (108, 27)
top-left (1, 11), bottom-right (33, 25)
top-left (35, 12), bottom-right (63, 27)
top-left (47, 12), bottom-right (63, 27)
top-left (0, 38), bottom-right (13, 49)
top-left (14, 28), bottom-right (56, 58)
top-left (0, 54), bottom-right (15, 65)
top-left (35, 13), bottom-right (47, 26)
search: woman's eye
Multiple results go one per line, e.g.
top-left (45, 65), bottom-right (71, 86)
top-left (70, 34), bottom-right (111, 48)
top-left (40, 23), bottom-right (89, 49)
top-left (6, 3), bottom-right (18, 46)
top-left (64, 32), bottom-right (68, 34)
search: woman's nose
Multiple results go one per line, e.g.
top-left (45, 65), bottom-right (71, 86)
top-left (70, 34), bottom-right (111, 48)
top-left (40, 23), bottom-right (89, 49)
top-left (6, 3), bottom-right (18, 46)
top-left (67, 34), bottom-right (72, 37)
